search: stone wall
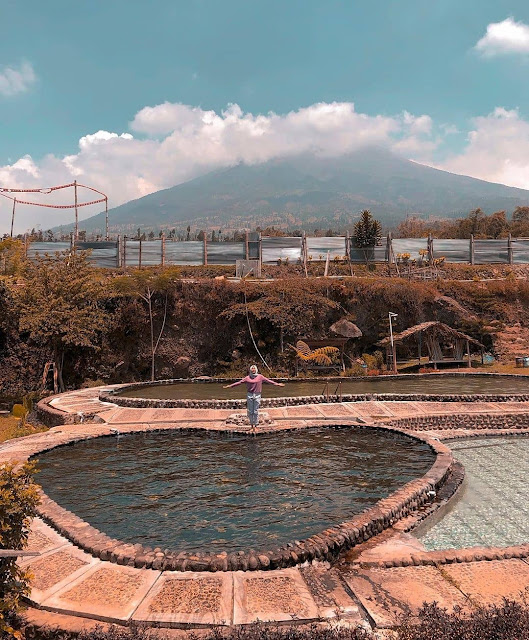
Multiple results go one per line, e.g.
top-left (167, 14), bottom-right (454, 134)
top-left (385, 412), bottom-right (529, 431)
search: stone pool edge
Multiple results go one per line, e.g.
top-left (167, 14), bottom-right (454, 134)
top-left (16, 422), bottom-right (452, 573)
top-left (98, 373), bottom-right (529, 410)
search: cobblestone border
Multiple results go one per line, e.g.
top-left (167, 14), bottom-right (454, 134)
top-left (99, 373), bottom-right (529, 409)
top-left (25, 423), bottom-right (452, 573)
top-left (385, 412), bottom-right (529, 431)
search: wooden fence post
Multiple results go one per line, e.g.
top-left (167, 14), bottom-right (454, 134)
top-left (203, 235), bottom-right (208, 266)
top-left (139, 238), bottom-right (142, 269)
top-left (427, 233), bottom-right (434, 264)
top-left (116, 236), bottom-right (121, 268)
top-left (161, 234), bottom-right (166, 267)
top-left (301, 231), bottom-right (308, 277)
top-left (245, 231), bottom-right (249, 260)
top-left (470, 235), bottom-right (475, 265)
top-left (508, 233), bottom-right (513, 265)
top-left (123, 236), bottom-right (127, 268)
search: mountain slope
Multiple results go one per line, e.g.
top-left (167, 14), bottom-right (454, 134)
top-left (71, 147), bottom-right (529, 232)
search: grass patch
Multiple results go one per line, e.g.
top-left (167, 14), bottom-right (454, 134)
top-left (0, 416), bottom-right (47, 444)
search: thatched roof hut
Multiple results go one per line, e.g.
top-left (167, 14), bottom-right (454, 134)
top-left (377, 321), bottom-right (485, 369)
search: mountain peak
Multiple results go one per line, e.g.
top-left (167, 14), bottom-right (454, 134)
top-left (68, 150), bottom-right (529, 234)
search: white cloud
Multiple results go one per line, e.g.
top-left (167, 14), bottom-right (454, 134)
top-left (402, 111), bottom-right (432, 135)
top-left (475, 17), bottom-right (529, 57)
top-left (439, 107), bottom-right (529, 189)
top-left (1, 101), bottom-right (440, 232)
top-left (10, 100), bottom-right (529, 233)
top-left (0, 61), bottom-right (36, 97)
top-left (441, 124), bottom-right (459, 135)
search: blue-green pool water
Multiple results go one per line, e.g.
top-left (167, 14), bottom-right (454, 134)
top-left (420, 437), bottom-right (529, 550)
top-left (37, 427), bottom-right (434, 553)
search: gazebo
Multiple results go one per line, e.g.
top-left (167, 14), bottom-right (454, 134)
top-left (376, 321), bottom-right (485, 370)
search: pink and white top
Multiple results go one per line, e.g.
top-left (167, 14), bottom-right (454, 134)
top-left (227, 374), bottom-right (281, 394)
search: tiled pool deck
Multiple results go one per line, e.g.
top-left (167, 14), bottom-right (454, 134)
top-left (4, 386), bottom-right (529, 632)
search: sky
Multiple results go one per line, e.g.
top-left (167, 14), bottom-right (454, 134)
top-left (3, 0), bottom-right (529, 233)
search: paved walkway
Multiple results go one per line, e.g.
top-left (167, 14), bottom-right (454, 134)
top-left (9, 387), bottom-right (529, 630)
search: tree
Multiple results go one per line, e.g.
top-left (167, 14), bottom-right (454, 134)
top-left (186, 225), bottom-right (191, 241)
top-left (0, 462), bottom-right (39, 638)
top-left (16, 251), bottom-right (107, 392)
top-left (0, 238), bottom-right (25, 276)
top-left (353, 210), bottom-right (382, 247)
top-left (456, 208), bottom-right (485, 238)
top-left (222, 279), bottom-right (339, 353)
top-left (112, 270), bottom-right (172, 381)
top-left (353, 210), bottom-right (382, 264)
top-left (512, 206), bottom-right (529, 237)
top-left (484, 211), bottom-right (508, 239)
top-left (513, 206), bottom-right (529, 223)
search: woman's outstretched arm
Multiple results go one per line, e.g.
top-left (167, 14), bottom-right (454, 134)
top-left (262, 376), bottom-right (285, 387)
top-left (223, 377), bottom-right (247, 389)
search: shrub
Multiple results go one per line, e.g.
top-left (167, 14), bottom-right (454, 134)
top-left (0, 461), bottom-right (40, 638)
top-left (362, 353), bottom-right (382, 372)
top-left (396, 599), bottom-right (529, 640)
top-left (11, 405), bottom-right (26, 419)
top-left (344, 363), bottom-right (367, 376)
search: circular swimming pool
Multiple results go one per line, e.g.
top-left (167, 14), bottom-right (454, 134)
top-left (36, 427), bottom-right (435, 554)
top-left (106, 373), bottom-right (529, 408)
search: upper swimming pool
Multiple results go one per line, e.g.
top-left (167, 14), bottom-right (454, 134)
top-left (113, 374), bottom-right (529, 404)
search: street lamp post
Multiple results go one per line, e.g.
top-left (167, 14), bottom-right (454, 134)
top-left (389, 312), bottom-right (398, 374)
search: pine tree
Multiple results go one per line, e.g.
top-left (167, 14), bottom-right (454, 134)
top-left (353, 210), bottom-right (382, 248)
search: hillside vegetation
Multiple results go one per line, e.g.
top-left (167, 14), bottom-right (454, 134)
top-left (2, 245), bottom-right (529, 397)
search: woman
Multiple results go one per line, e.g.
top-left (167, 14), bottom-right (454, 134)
top-left (223, 365), bottom-right (284, 429)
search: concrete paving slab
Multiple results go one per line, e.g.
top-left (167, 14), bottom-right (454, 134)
top-left (22, 518), bottom-right (71, 559)
top-left (282, 406), bottom-right (323, 418)
top-left (343, 565), bottom-right (468, 628)
top-left (379, 402), bottom-right (425, 416)
top-left (40, 564), bottom-right (161, 624)
top-left (233, 568), bottom-right (319, 624)
top-left (266, 408), bottom-right (288, 418)
top-left (313, 404), bottom-right (360, 418)
top-left (353, 533), bottom-right (427, 565)
top-left (142, 409), bottom-right (189, 422)
top-left (350, 402), bottom-right (395, 418)
top-left (107, 409), bottom-right (154, 424)
top-left (497, 402), bottom-right (529, 412)
top-left (299, 566), bottom-right (362, 620)
top-left (180, 409), bottom-right (232, 420)
top-left (415, 402), bottom-right (461, 414)
top-left (447, 402), bottom-right (503, 413)
top-left (442, 559), bottom-right (529, 606)
top-left (133, 571), bottom-right (233, 627)
top-left (24, 545), bottom-right (100, 604)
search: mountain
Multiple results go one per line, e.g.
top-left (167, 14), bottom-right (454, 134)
top-left (67, 147), bottom-right (529, 233)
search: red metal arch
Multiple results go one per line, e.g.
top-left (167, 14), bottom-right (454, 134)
top-left (0, 181), bottom-right (108, 239)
